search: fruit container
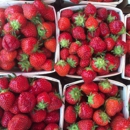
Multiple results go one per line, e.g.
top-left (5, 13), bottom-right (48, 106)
top-left (57, 5), bottom-right (125, 79)
top-left (62, 0), bottom-right (123, 7)
top-left (62, 79), bottom-right (129, 129)
top-left (0, 1), bottom-right (58, 76)
top-left (128, 85), bottom-right (130, 113)
top-left (122, 14), bottom-right (130, 80)
top-left (0, 75), bottom-right (63, 129)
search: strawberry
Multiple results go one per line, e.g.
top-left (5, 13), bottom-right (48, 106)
top-left (64, 105), bottom-right (77, 123)
top-left (69, 41), bottom-right (81, 54)
top-left (8, 114), bottom-right (32, 130)
top-left (61, 9), bottom-right (74, 18)
top-left (44, 110), bottom-right (60, 124)
top-left (109, 20), bottom-right (126, 35)
top-left (89, 37), bottom-right (106, 54)
top-left (0, 11), bottom-right (5, 27)
top-left (5, 5), bottom-right (23, 19)
top-left (1, 111), bottom-right (14, 128)
top-left (75, 102), bottom-right (93, 119)
top-left (68, 120), bottom-right (95, 130)
top-left (48, 22), bottom-right (55, 35)
top-left (2, 34), bottom-right (21, 51)
top-left (30, 109), bottom-right (47, 123)
top-left (127, 17), bottom-right (130, 31)
top-left (111, 116), bottom-right (130, 130)
top-left (88, 92), bottom-right (105, 109)
top-left (68, 68), bottom-right (77, 75)
top-left (81, 67), bottom-right (97, 84)
top-left (42, 47), bottom-right (52, 58)
top-left (0, 61), bottom-right (15, 71)
top-left (58, 17), bottom-right (71, 31)
top-left (65, 85), bottom-right (82, 105)
top-left (21, 37), bottom-right (39, 55)
top-left (126, 40), bottom-right (130, 53)
top-left (107, 84), bottom-right (118, 96)
top-left (37, 22), bottom-right (52, 39)
top-left (0, 38), bottom-right (2, 51)
top-left (44, 37), bottom-right (56, 53)
top-left (59, 32), bottom-right (73, 48)
top-left (54, 60), bottom-right (70, 76)
top-left (126, 31), bottom-right (130, 40)
top-left (72, 26), bottom-right (86, 40)
top-left (112, 40), bottom-right (127, 56)
top-left (105, 97), bottom-right (123, 116)
top-left (125, 64), bottom-right (130, 77)
top-left (93, 109), bottom-right (110, 126)
top-left (80, 58), bottom-right (90, 68)
top-left (81, 82), bottom-right (98, 95)
top-left (67, 54), bottom-right (79, 68)
top-left (76, 66), bottom-right (84, 76)
top-left (31, 122), bottom-right (46, 130)
top-left (0, 77), bottom-right (9, 89)
top-left (97, 8), bottom-right (108, 21)
top-left (84, 3), bottom-right (96, 16)
top-left (21, 22), bottom-right (37, 38)
top-left (99, 22), bottom-right (110, 38)
top-left (60, 48), bottom-right (69, 60)
top-left (36, 92), bottom-right (51, 110)
top-left (85, 16), bottom-right (98, 32)
top-left (98, 79), bottom-right (112, 94)
top-left (0, 90), bottom-right (15, 111)
top-left (9, 75), bottom-right (30, 93)
top-left (18, 92), bottom-right (36, 113)
top-left (29, 52), bottom-right (47, 68)
top-left (44, 123), bottom-right (59, 130)
top-left (70, 0), bottom-right (80, 4)
top-left (47, 92), bottom-right (62, 112)
top-left (77, 44), bottom-right (93, 59)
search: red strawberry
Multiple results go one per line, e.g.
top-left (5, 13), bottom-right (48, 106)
top-left (58, 17), bottom-right (71, 31)
top-left (127, 17), bottom-right (130, 31)
top-left (105, 97), bottom-right (123, 116)
top-left (31, 122), bottom-right (46, 130)
top-left (8, 114), bottom-right (32, 130)
top-left (76, 66), bottom-right (84, 76)
top-left (0, 11), bottom-right (5, 27)
top-left (64, 105), bottom-right (77, 123)
top-left (1, 111), bottom-right (14, 128)
top-left (9, 75), bottom-right (30, 93)
top-left (42, 47), bottom-right (52, 58)
top-left (125, 64), bottom-right (130, 77)
top-left (97, 8), bottom-right (108, 21)
top-left (29, 78), bottom-right (52, 95)
top-left (2, 34), bottom-right (21, 51)
top-left (29, 52), bottom-right (47, 68)
top-left (18, 92), bottom-right (36, 113)
top-left (84, 3), bottom-right (96, 16)
top-left (21, 22), bottom-right (37, 37)
top-left (88, 92), bottom-right (105, 109)
top-left (5, 5), bottom-right (23, 19)
top-left (0, 90), bottom-right (15, 111)
top-left (81, 82), bottom-right (98, 95)
top-left (59, 32), bottom-right (73, 48)
top-left (81, 67), bottom-right (97, 84)
top-left (47, 92), bottom-right (62, 112)
top-left (70, 0), bottom-right (80, 4)
top-left (0, 61), bottom-right (15, 71)
top-left (0, 77), bottom-right (9, 89)
top-left (77, 44), bottom-right (93, 59)
top-left (61, 9), bottom-right (74, 18)
top-left (85, 16), bottom-right (98, 32)
top-left (75, 102), bottom-right (93, 119)
top-left (48, 22), bottom-right (55, 35)
top-left (37, 22), bottom-right (52, 39)
top-left (72, 26), bottom-right (86, 40)
top-left (36, 92), bottom-right (51, 110)
top-left (0, 38), bottom-right (2, 51)
top-left (107, 84), bottom-right (119, 96)
top-left (44, 37), bottom-right (56, 53)
top-left (80, 58), bottom-right (90, 68)
top-left (93, 109), bottom-right (110, 126)
top-left (54, 60), bottom-right (70, 76)
top-left (89, 37), bottom-right (106, 54)
top-left (44, 123), bottom-right (59, 130)
top-left (30, 109), bottom-right (47, 123)
top-left (68, 67), bottom-right (77, 75)
top-left (44, 110), bottom-right (60, 124)
top-left (60, 48), bottom-right (69, 60)
top-left (65, 85), bottom-right (82, 105)
top-left (105, 37), bottom-right (116, 51)
top-left (126, 31), bottom-right (130, 40)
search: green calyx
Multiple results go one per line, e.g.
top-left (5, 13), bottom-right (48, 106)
top-left (67, 124), bottom-right (79, 130)
top-left (99, 79), bottom-right (112, 89)
top-left (112, 46), bottom-right (124, 56)
top-left (111, 34), bottom-right (119, 42)
top-left (74, 104), bottom-right (80, 114)
top-left (36, 100), bottom-right (48, 110)
top-left (37, 25), bottom-right (46, 37)
top-left (10, 20), bottom-right (21, 30)
top-left (60, 39), bottom-right (70, 48)
top-left (100, 111), bottom-right (110, 122)
top-left (109, 64), bottom-right (115, 71)
top-left (88, 26), bottom-right (96, 32)
top-left (85, 66), bottom-right (93, 71)
top-left (69, 87), bottom-right (81, 102)
top-left (107, 14), bottom-right (115, 23)
top-left (20, 53), bottom-right (29, 61)
top-left (75, 40), bottom-right (81, 46)
top-left (88, 93), bottom-right (94, 105)
top-left (56, 60), bottom-right (67, 67)
top-left (0, 89), bottom-right (8, 93)
top-left (31, 15), bottom-right (41, 25)
top-left (67, 58), bottom-right (76, 68)
top-left (118, 26), bottom-right (126, 35)
top-left (74, 14), bottom-right (86, 27)
top-left (93, 57), bottom-right (107, 70)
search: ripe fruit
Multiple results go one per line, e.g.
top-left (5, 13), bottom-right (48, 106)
top-left (61, 9), bottom-right (74, 18)
top-left (125, 64), bottom-right (130, 77)
top-left (44, 123), bottom-right (59, 130)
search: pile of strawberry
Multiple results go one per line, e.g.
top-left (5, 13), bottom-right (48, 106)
top-left (0, 75), bottom-right (62, 130)
top-left (0, 0), bottom-right (56, 72)
top-left (55, 3), bottom-right (127, 83)
top-left (63, 79), bottom-right (130, 130)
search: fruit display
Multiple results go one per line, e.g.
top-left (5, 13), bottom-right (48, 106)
top-left (0, 75), bottom-right (63, 129)
top-left (0, 1), bottom-right (57, 75)
top-left (56, 3), bottom-right (126, 82)
top-left (62, 79), bottom-right (129, 130)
